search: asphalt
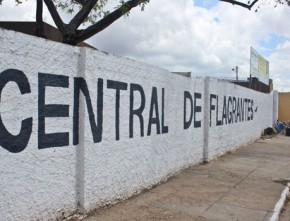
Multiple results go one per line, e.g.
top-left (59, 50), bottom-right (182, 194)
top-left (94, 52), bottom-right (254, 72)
top-left (84, 135), bottom-right (290, 221)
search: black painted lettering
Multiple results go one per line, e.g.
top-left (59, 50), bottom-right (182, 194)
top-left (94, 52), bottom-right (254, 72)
top-left (237, 98), bottom-right (241, 122)
top-left (216, 95), bottom-right (222, 126)
top-left (107, 80), bottom-right (128, 141)
top-left (38, 73), bottom-right (69, 149)
top-left (210, 94), bottom-right (216, 127)
top-left (194, 93), bottom-right (202, 128)
top-left (184, 91), bottom-right (193, 129)
top-left (129, 83), bottom-right (145, 138)
top-left (243, 98), bottom-right (247, 121)
top-left (0, 69), bottom-right (32, 153)
top-left (247, 99), bottom-right (251, 121)
top-left (250, 100), bottom-right (254, 120)
top-left (241, 98), bottom-right (244, 122)
top-left (232, 97), bottom-right (237, 123)
top-left (222, 96), bottom-right (227, 125)
top-left (73, 77), bottom-right (103, 145)
top-left (161, 88), bottom-right (169, 134)
top-left (227, 96), bottom-right (232, 124)
top-left (147, 87), bottom-right (160, 136)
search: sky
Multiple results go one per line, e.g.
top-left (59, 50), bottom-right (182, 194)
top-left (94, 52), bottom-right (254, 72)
top-left (0, 0), bottom-right (290, 91)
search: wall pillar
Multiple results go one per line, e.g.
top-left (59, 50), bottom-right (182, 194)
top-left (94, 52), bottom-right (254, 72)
top-left (76, 47), bottom-right (87, 214)
top-left (203, 77), bottom-right (210, 162)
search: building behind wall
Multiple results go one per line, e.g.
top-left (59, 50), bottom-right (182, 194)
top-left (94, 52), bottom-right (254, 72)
top-left (278, 92), bottom-right (290, 121)
top-left (0, 21), bottom-right (95, 49)
top-left (229, 77), bottom-right (273, 94)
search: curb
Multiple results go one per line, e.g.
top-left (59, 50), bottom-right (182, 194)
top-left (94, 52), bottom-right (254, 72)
top-left (269, 186), bottom-right (289, 221)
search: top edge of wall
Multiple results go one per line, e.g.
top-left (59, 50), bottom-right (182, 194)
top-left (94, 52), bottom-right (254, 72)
top-left (0, 27), bottom-right (171, 75)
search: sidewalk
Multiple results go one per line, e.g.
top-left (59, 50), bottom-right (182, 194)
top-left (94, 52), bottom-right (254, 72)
top-left (85, 135), bottom-right (290, 221)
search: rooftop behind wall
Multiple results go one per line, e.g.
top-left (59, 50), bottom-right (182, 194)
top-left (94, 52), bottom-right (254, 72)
top-left (229, 77), bottom-right (272, 94)
top-left (0, 21), bottom-right (95, 49)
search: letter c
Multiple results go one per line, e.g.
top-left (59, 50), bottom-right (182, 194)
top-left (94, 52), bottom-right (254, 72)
top-left (0, 69), bottom-right (32, 153)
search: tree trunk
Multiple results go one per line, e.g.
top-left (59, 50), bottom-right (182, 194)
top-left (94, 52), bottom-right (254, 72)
top-left (43, 0), bottom-right (149, 45)
top-left (36, 0), bottom-right (45, 38)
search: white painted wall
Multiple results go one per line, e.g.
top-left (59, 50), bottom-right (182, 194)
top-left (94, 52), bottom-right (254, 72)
top-left (83, 49), bottom-right (205, 211)
top-left (206, 78), bottom-right (273, 160)
top-left (272, 90), bottom-right (279, 124)
top-left (0, 28), bottom-right (274, 220)
top-left (0, 29), bottom-right (79, 221)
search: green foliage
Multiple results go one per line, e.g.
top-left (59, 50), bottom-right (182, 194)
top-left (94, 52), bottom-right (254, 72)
top-left (1, 0), bottom-right (149, 25)
top-left (53, 0), bottom-right (150, 25)
top-left (54, 0), bottom-right (107, 19)
top-left (253, 0), bottom-right (290, 11)
top-left (0, 0), bottom-right (26, 5)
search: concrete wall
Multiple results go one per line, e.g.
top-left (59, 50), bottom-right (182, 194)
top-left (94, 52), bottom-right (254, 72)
top-left (273, 90), bottom-right (279, 123)
top-left (0, 28), bottom-right (275, 221)
top-left (206, 78), bottom-right (275, 160)
top-left (278, 92), bottom-right (290, 122)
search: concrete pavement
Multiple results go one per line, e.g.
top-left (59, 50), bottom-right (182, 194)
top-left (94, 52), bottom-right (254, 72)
top-left (84, 135), bottom-right (290, 221)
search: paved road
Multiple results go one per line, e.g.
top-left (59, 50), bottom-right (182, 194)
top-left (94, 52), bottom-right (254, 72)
top-left (85, 135), bottom-right (290, 221)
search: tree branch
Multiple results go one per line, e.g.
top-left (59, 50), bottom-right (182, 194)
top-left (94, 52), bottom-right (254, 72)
top-left (249, 0), bottom-right (260, 9)
top-left (36, 0), bottom-right (45, 37)
top-left (43, 0), bottom-right (65, 32)
top-left (219, 0), bottom-right (260, 10)
top-left (75, 0), bottom-right (147, 43)
top-left (69, 0), bottom-right (99, 30)
top-left (74, 0), bottom-right (87, 6)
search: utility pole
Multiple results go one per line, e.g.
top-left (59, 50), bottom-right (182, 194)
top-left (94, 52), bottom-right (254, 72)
top-left (232, 66), bottom-right (238, 80)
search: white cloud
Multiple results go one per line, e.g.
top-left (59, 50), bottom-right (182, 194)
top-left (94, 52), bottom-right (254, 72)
top-left (269, 40), bottom-right (290, 91)
top-left (0, 1), bottom-right (36, 21)
top-left (90, 0), bottom-right (290, 91)
top-left (1, 0), bottom-right (290, 91)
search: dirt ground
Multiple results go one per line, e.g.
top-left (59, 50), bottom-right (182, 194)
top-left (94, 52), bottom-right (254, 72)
top-left (279, 195), bottom-right (290, 221)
